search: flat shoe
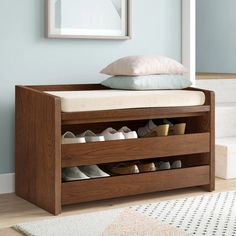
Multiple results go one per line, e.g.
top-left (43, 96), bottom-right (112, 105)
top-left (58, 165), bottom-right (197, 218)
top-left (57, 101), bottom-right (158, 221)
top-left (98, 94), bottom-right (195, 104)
top-left (110, 164), bottom-right (139, 175)
top-left (62, 167), bottom-right (90, 181)
top-left (163, 119), bottom-right (186, 135)
top-left (118, 126), bottom-right (138, 139)
top-left (143, 124), bottom-right (169, 137)
top-left (100, 127), bottom-right (125, 141)
top-left (136, 162), bottom-right (156, 172)
top-left (79, 165), bottom-right (110, 178)
top-left (171, 160), bottom-right (182, 169)
top-left (137, 120), bottom-right (157, 137)
top-left (77, 130), bottom-right (105, 142)
top-left (62, 131), bottom-right (86, 144)
top-left (155, 161), bottom-right (171, 170)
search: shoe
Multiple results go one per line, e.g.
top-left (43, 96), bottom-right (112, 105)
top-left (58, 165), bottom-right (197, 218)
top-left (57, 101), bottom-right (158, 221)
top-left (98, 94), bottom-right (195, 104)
top-left (62, 167), bottom-right (90, 181)
top-left (100, 128), bottom-right (125, 141)
top-left (109, 163), bottom-right (139, 175)
top-left (136, 162), bottom-right (156, 172)
top-left (171, 160), bottom-right (182, 169)
top-left (77, 130), bottom-right (105, 142)
top-left (79, 165), bottom-right (110, 178)
top-left (163, 119), bottom-right (186, 135)
top-left (137, 120), bottom-right (156, 137)
top-left (62, 131), bottom-right (86, 144)
top-left (155, 161), bottom-right (171, 170)
top-left (138, 120), bottom-right (169, 138)
top-left (118, 126), bottom-right (138, 139)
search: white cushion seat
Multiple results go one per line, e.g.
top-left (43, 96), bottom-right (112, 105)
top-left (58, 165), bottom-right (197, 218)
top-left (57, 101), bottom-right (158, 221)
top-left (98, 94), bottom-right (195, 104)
top-left (46, 90), bottom-right (206, 113)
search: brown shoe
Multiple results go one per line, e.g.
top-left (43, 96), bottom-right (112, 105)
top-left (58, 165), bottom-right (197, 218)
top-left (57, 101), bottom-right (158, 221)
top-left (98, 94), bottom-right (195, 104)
top-left (110, 164), bottom-right (139, 175)
top-left (136, 162), bottom-right (156, 173)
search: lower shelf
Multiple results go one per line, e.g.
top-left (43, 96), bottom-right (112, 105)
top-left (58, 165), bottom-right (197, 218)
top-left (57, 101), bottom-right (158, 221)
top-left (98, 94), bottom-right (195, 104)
top-left (62, 165), bottom-right (210, 205)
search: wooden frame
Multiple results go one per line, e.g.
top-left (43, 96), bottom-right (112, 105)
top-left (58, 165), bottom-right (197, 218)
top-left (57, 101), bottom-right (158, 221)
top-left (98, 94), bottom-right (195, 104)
top-left (15, 84), bottom-right (215, 215)
top-left (45, 0), bottom-right (132, 40)
top-left (182, 0), bottom-right (196, 84)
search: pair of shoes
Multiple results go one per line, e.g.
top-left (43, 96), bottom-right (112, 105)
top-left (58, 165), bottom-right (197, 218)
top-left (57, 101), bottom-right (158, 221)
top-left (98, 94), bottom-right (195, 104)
top-left (62, 165), bottom-right (110, 181)
top-left (138, 120), bottom-right (186, 138)
top-left (108, 162), bottom-right (156, 175)
top-left (101, 127), bottom-right (138, 141)
top-left (62, 126), bottom-right (138, 144)
top-left (163, 119), bottom-right (186, 136)
top-left (155, 160), bottom-right (182, 170)
top-left (137, 120), bottom-right (168, 138)
top-left (62, 131), bottom-right (105, 144)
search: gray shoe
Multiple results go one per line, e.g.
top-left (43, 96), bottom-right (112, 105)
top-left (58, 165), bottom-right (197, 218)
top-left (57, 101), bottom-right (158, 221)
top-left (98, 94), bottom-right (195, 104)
top-left (171, 160), bottom-right (182, 169)
top-left (79, 165), bottom-right (110, 178)
top-left (155, 161), bottom-right (171, 170)
top-left (62, 167), bottom-right (90, 181)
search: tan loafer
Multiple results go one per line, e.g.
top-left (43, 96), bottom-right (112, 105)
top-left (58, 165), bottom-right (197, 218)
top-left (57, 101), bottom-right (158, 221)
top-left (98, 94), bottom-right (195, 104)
top-left (136, 162), bottom-right (156, 173)
top-left (110, 164), bottom-right (139, 175)
top-left (163, 119), bottom-right (186, 135)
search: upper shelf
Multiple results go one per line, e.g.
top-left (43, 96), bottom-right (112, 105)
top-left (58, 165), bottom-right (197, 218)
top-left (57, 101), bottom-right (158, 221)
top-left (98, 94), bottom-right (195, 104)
top-left (61, 105), bottom-right (211, 124)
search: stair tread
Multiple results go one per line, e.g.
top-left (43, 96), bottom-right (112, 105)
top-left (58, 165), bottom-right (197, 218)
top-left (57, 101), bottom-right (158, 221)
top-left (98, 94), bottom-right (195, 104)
top-left (216, 102), bottom-right (236, 108)
top-left (216, 137), bottom-right (236, 147)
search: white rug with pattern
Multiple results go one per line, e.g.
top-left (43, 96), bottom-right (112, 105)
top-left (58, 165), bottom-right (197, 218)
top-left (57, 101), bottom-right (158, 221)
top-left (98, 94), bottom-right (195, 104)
top-left (13, 191), bottom-right (236, 236)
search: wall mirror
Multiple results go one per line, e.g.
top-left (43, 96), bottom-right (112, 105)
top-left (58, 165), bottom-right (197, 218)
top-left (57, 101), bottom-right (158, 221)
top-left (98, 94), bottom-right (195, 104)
top-left (46, 0), bottom-right (132, 39)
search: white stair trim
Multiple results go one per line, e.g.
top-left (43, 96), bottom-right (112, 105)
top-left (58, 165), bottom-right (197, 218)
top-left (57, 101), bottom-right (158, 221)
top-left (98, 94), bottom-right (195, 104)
top-left (0, 173), bottom-right (15, 194)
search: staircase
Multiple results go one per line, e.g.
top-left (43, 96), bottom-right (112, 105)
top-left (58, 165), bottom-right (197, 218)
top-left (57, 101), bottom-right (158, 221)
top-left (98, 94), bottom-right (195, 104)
top-left (196, 79), bottom-right (236, 179)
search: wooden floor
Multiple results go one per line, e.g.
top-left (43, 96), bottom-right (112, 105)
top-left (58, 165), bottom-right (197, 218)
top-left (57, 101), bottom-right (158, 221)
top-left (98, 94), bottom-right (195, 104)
top-left (0, 178), bottom-right (235, 236)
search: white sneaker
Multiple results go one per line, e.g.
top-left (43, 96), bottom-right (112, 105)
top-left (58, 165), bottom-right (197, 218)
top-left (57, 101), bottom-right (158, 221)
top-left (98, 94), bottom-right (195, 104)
top-left (77, 130), bottom-right (105, 142)
top-left (79, 165), bottom-right (110, 178)
top-left (100, 128), bottom-right (125, 141)
top-left (62, 167), bottom-right (90, 181)
top-left (62, 131), bottom-right (86, 144)
top-left (137, 120), bottom-right (157, 137)
top-left (118, 126), bottom-right (138, 139)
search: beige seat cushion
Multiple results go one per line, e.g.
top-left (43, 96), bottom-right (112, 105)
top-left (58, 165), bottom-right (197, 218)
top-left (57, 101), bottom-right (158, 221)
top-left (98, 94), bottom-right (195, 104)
top-left (46, 90), bottom-right (205, 112)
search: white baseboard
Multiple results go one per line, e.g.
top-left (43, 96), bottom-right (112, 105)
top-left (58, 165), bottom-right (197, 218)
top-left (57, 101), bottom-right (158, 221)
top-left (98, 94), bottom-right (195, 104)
top-left (0, 173), bottom-right (15, 194)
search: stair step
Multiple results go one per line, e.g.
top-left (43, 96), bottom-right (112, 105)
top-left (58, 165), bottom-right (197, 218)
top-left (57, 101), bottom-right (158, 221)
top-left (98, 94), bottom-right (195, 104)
top-left (196, 79), bottom-right (236, 103)
top-left (216, 137), bottom-right (236, 179)
top-left (216, 103), bottom-right (236, 138)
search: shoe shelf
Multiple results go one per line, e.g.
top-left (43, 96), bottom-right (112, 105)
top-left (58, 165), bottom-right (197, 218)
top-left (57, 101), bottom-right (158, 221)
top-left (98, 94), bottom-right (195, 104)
top-left (61, 165), bottom-right (210, 205)
top-left (15, 84), bottom-right (215, 215)
top-left (61, 133), bottom-right (210, 167)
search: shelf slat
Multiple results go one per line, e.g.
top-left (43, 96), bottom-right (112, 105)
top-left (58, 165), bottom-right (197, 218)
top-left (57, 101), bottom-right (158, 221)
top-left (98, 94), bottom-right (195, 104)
top-left (62, 166), bottom-right (210, 205)
top-left (62, 133), bottom-right (210, 167)
top-left (61, 106), bottom-right (210, 124)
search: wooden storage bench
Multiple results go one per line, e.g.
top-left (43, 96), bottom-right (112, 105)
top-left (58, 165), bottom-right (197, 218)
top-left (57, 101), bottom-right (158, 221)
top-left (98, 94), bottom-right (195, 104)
top-left (15, 84), bottom-right (215, 215)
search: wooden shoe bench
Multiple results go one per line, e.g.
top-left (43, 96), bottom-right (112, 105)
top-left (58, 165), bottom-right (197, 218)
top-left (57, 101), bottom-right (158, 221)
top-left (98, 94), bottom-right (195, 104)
top-left (15, 84), bottom-right (215, 215)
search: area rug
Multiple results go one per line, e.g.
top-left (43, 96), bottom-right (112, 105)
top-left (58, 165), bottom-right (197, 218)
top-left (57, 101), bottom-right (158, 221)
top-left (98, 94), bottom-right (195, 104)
top-left (13, 191), bottom-right (236, 236)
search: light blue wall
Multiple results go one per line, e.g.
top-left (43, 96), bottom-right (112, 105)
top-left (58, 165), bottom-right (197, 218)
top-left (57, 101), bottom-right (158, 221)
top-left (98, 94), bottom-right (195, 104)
top-left (196, 0), bottom-right (236, 73)
top-left (0, 0), bottom-right (181, 174)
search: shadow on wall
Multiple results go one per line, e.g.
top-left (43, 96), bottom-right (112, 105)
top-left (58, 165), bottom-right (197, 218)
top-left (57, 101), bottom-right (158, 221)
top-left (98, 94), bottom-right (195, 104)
top-left (0, 101), bottom-right (15, 174)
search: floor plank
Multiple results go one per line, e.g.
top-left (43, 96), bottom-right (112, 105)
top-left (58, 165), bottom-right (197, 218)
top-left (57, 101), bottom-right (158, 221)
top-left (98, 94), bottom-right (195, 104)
top-left (0, 178), bottom-right (235, 235)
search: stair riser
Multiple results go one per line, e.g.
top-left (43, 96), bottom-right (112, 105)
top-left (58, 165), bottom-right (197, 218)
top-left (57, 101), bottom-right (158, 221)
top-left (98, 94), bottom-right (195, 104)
top-left (196, 79), bottom-right (236, 103)
top-left (216, 107), bottom-right (236, 138)
top-left (216, 144), bottom-right (236, 179)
